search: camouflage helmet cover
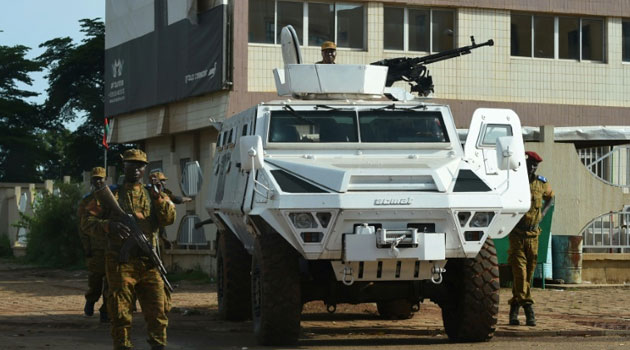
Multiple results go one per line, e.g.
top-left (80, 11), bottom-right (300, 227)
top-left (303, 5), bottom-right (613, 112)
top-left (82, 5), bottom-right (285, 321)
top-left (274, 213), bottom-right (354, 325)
top-left (91, 166), bottom-right (106, 178)
top-left (122, 149), bottom-right (148, 164)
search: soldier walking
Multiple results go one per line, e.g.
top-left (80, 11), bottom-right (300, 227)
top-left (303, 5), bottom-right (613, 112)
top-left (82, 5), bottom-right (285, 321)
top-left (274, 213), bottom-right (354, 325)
top-left (77, 166), bottom-right (110, 323)
top-left (508, 151), bottom-right (554, 326)
top-left (92, 149), bottom-right (176, 350)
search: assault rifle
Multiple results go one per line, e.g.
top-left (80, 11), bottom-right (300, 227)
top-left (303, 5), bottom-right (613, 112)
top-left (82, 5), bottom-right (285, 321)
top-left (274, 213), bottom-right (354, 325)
top-left (371, 36), bottom-right (494, 97)
top-left (94, 184), bottom-right (174, 292)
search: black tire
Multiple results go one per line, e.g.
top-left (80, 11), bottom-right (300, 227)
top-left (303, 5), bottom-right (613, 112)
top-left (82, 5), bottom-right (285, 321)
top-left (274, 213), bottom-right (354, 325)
top-left (217, 231), bottom-right (251, 321)
top-left (251, 232), bottom-right (301, 345)
top-left (440, 238), bottom-right (499, 342)
top-left (377, 299), bottom-right (415, 320)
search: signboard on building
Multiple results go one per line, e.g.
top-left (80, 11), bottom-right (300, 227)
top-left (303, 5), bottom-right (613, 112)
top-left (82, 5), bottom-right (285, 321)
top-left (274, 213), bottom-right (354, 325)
top-left (104, 0), bottom-right (227, 116)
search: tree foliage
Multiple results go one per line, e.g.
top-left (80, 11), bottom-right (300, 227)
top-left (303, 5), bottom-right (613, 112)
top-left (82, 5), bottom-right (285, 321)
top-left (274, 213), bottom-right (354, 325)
top-left (0, 44), bottom-right (47, 182)
top-left (19, 183), bottom-right (84, 267)
top-left (37, 18), bottom-right (129, 180)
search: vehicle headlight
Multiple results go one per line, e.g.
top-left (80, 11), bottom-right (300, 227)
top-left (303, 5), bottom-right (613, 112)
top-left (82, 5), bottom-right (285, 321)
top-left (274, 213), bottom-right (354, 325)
top-left (470, 212), bottom-right (495, 228)
top-left (289, 212), bottom-right (316, 229)
top-left (457, 212), bottom-right (471, 227)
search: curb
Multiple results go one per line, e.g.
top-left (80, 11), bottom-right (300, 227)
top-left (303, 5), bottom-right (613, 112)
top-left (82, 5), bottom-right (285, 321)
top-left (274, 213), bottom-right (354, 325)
top-left (496, 329), bottom-right (630, 337)
top-left (544, 283), bottom-right (630, 290)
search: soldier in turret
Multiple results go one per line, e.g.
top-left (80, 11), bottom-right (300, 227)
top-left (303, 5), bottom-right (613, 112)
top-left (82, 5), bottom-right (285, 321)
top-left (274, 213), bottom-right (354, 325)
top-left (77, 166), bottom-right (110, 323)
top-left (508, 151), bottom-right (554, 327)
top-left (316, 41), bottom-right (336, 64)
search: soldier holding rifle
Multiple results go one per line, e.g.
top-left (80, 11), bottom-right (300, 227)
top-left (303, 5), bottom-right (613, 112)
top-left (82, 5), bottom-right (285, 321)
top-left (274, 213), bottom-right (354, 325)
top-left (92, 149), bottom-right (176, 350)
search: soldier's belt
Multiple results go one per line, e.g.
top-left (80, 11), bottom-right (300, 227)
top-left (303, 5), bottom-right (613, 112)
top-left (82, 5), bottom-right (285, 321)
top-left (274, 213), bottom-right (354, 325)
top-left (516, 221), bottom-right (538, 232)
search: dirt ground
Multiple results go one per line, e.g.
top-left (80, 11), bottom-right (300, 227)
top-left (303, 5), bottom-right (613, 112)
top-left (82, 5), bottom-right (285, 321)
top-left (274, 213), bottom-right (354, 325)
top-left (1, 260), bottom-right (630, 350)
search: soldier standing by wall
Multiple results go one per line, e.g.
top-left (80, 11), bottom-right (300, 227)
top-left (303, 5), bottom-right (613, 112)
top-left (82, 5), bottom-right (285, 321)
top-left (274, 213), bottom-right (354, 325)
top-left (508, 151), bottom-right (554, 327)
top-left (77, 166), bottom-right (110, 323)
top-left (94, 149), bottom-right (176, 350)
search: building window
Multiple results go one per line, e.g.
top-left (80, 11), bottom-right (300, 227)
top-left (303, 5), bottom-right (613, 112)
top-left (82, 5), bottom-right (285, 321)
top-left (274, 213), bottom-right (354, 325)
top-left (249, 0), bottom-right (365, 49)
top-left (623, 20), bottom-right (630, 62)
top-left (384, 7), bottom-right (454, 52)
top-left (511, 13), bottom-right (605, 62)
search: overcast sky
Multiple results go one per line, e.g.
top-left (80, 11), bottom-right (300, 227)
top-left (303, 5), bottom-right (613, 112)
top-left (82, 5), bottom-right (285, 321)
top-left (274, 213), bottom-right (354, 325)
top-left (0, 0), bottom-right (105, 106)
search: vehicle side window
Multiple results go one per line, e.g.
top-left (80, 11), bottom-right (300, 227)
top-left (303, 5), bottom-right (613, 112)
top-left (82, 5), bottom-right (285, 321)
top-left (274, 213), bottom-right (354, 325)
top-left (242, 124), bottom-right (249, 136)
top-left (479, 124), bottom-right (513, 147)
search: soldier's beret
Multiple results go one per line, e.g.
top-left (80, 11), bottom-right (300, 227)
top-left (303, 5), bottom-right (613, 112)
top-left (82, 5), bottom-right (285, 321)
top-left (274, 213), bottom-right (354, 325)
top-left (525, 151), bottom-right (543, 163)
top-left (91, 166), bottom-right (106, 178)
top-left (122, 149), bottom-right (148, 164)
top-left (321, 41), bottom-right (337, 50)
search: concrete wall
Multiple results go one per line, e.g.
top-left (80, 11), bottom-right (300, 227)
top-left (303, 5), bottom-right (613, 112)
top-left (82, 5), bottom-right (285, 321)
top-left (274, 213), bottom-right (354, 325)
top-left (582, 253), bottom-right (630, 284)
top-left (0, 181), bottom-right (53, 248)
top-left (526, 126), bottom-right (630, 236)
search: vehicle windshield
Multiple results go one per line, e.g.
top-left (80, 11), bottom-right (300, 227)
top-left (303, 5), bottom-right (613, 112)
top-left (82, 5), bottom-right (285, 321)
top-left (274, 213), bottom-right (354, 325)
top-left (268, 110), bottom-right (448, 143)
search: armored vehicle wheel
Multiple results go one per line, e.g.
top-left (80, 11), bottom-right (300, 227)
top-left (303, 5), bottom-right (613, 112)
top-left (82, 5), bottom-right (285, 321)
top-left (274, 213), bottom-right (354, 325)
top-left (377, 299), bottom-right (415, 319)
top-left (251, 232), bottom-right (301, 345)
top-left (217, 231), bottom-right (251, 321)
top-left (440, 238), bottom-right (499, 342)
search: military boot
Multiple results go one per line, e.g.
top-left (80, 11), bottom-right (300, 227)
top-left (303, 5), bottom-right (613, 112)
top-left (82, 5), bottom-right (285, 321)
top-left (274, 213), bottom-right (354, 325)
top-left (523, 304), bottom-right (536, 326)
top-left (509, 303), bottom-right (520, 325)
top-left (84, 300), bottom-right (95, 316)
top-left (99, 309), bottom-right (109, 323)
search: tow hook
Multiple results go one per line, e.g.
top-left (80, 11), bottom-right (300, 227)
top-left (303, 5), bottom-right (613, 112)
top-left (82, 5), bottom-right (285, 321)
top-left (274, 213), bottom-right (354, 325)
top-left (431, 265), bottom-right (446, 284)
top-left (389, 234), bottom-right (406, 258)
top-left (342, 264), bottom-right (355, 286)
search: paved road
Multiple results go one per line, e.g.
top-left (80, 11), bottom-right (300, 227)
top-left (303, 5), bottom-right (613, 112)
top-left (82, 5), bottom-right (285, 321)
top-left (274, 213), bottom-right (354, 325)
top-left (1, 260), bottom-right (629, 349)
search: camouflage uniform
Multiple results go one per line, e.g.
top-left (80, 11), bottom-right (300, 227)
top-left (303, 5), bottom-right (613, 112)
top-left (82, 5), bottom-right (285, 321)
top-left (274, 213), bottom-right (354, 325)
top-left (508, 176), bottom-right (554, 305)
top-left (95, 150), bottom-right (176, 350)
top-left (78, 167), bottom-right (109, 318)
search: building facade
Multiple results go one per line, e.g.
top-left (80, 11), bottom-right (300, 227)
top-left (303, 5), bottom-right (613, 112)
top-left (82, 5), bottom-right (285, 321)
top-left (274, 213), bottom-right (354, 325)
top-left (106, 0), bottom-right (630, 270)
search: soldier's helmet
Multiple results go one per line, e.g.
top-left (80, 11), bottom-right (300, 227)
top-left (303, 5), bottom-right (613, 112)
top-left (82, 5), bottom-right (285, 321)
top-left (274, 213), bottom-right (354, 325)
top-left (321, 41), bottom-right (336, 51)
top-left (91, 166), bottom-right (106, 178)
top-left (149, 170), bottom-right (168, 181)
top-left (122, 149), bottom-right (148, 164)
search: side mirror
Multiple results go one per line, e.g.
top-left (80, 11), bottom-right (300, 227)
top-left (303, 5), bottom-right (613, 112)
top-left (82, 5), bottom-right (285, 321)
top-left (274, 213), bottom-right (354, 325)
top-left (496, 136), bottom-right (521, 171)
top-left (239, 135), bottom-right (264, 171)
top-left (181, 161), bottom-right (204, 197)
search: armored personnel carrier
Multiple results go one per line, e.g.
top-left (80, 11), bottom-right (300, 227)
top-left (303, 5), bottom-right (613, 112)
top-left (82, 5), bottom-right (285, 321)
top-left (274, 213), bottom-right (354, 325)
top-left (205, 26), bottom-right (530, 345)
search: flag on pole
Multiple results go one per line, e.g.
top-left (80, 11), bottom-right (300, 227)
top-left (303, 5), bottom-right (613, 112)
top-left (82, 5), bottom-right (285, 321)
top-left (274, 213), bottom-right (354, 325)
top-left (103, 118), bottom-right (110, 149)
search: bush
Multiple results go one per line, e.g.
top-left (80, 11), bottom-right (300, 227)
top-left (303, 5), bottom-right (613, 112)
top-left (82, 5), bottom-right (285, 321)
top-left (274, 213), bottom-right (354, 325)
top-left (0, 234), bottom-right (13, 258)
top-left (19, 183), bottom-right (85, 268)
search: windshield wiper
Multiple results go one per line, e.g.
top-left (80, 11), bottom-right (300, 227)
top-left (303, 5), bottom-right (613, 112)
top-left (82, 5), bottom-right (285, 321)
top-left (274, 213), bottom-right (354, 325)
top-left (283, 105), bottom-right (316, 124)
top-left (314, 104), bottom-right (354, 111)
top-left (369, 104), bottom-right (428, 112)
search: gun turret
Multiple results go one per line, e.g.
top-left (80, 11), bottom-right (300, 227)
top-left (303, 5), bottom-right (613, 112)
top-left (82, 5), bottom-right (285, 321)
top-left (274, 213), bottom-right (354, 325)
top-left (371, 36), bottom-right (494, 97)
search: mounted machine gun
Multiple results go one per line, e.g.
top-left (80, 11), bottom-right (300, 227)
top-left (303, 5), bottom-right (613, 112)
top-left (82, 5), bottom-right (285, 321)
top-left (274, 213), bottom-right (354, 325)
top-left (371, 36), bottom-right (494, 97)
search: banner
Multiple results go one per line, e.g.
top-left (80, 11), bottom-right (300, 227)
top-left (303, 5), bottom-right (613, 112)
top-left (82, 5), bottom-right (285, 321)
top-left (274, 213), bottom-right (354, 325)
top-left (104, 1), bottom-right (226, 116)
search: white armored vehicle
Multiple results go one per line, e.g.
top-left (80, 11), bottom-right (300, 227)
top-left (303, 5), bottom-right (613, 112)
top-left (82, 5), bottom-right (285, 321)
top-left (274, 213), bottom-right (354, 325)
top-left (205, 26), bottom-right (530, 345)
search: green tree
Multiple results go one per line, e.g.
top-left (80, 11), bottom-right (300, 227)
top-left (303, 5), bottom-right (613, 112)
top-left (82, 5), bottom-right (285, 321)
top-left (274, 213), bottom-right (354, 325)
top-left (38, 18), bottom-right (127, 180)
top-left (0, 44), bottom-right (46, 182)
